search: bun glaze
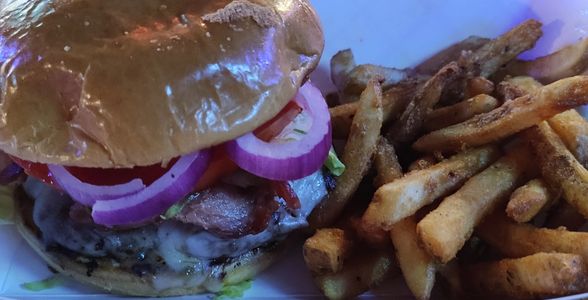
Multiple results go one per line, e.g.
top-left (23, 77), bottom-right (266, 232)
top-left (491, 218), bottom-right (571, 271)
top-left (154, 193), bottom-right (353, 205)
top-left (0, 0), bottom-right (324, 167)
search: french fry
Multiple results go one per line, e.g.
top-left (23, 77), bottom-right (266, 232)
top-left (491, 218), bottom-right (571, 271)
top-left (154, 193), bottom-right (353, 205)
top-left (417, 144), bottom-right (532, 263)
top-left (477, 211), bottom-right (588, 262)
top-left (373, 137), bottom-right (403, 187)
top-left (330, 80), bottom-right (419, 139)
top-left (545, 201), bottom-right (586, 231)
top-left (313, 250), bottom-right (395, 300)
top-left (303, 228), bottom-right (354, 274)
top-left (361, 145), bottom-right (500, 231)
top-left (414, 36), bottom-right (489, 76)
top-left (466, 19), bottom-right (543, 77)
top-left (523, 122), bottom-right (588, 218)
top-left (463, 76), bottom-right (494, 99)
top-left (330, 49), bottom-right (356, 93)
top-left (388, 62), bottom-right (463, 145)
top-left (548, 109), bottom-right (588, 168)
top-left (343, 64), bottom-right (410, 96)
top-left (348, 216), bottom-right (390, 249)
top-left (423, 94), bottom-right (499, 132)
top-left (506, 178), bottom-right (556, 223)
top-left (499, 38), bottom-right (588, 84)
top-left (413, 76), bottom-right (588, 152)
top-left (461, 252), bottom-right (588, 299)
top-left (408, 155), bottom-right (438, 172)
top-left (310, 80), bottom-right (383, 227)
top-left (390, 216), bottom-right (436, 300)
top-left (496, 76), bottom-right (543, 101)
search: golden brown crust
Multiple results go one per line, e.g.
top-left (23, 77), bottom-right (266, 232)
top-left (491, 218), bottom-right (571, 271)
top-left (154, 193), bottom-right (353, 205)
top-left (14, 194), bottom-right (283, 297)
top-left (0, 0), bottom-right (324, 167)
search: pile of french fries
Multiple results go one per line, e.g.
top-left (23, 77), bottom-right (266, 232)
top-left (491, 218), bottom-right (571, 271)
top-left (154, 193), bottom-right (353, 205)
top-left (304, 19), bottom-right (588, 299)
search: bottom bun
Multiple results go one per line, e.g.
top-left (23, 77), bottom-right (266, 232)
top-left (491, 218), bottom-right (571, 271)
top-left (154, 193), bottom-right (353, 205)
top-left (14, 191), bottom-right (284, 297)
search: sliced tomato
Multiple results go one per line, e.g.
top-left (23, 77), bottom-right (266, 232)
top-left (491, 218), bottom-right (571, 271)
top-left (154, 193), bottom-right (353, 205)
top-left (254, 101), bottom-right (303, 142)
top-left (10, 157), bottom-right (56, 186)
top-left (195, 147), bottom-right (239, 191)
top-left (270, 181), bottom-right (301, 210)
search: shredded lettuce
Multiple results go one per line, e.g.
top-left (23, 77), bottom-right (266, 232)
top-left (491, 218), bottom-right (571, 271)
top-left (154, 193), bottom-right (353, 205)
top-left (0, 185), bottom-right (15, 224)
top-left (21, 275), bottom-right (63, 292)
top-left (215, 280), bottom-right (253, 300)
top-left (324, 148), bottom-right (346, 176)
top-left (160, 201), bottom-right (186, 220)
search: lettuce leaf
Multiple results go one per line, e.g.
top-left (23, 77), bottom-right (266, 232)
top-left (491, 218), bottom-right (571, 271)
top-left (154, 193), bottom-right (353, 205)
top-left (21, 275), bottom-right (63, 292)
top-left (215, 280), bottom-right (253, 299)
top-left (324, 148), bottom-right (346, 176)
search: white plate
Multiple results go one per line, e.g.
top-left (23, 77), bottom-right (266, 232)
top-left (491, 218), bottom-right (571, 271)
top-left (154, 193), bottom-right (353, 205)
top-left (2, 0), bottom-right (588, 299)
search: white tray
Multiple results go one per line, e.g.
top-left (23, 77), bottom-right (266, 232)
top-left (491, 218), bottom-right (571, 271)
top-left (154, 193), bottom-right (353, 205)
top-left (2, 0), bottom-right (588, 299)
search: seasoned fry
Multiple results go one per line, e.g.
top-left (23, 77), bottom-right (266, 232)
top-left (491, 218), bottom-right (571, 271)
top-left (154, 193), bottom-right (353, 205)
top-left (496, 76), bottom-right (542, 101)
top-left (414, 36), bottom-right (489, 75)
top-left (373, 137), bottom-right (403, 187)
top-left (413, 76), bottom-right (588, 152)
top-left (390, 217), bottom-right (436, 300)
top-left (348, 216), bottom-right (390, 249)
top-left (310, 80), bottom-right (383, 227)
top-left (424, 94), bottom-right (499, 132)
top-left (408, 155), bottom-right (438, 172)
top-left (343, 64), bottom-right (410, 96)
top-left (477, 211), bottom-right (588, 262)
top-left (500, 38), bottom-right (588, 84)
top-left (462, 252), bottom-right (588, 299)
top-left (545, 202), bottom-right (586, 231)
top-left (330, 49), bottom-right (356, 93)
top-left (330, 80), bottom-right (419, 139)
top-left (464, 76), bottom-right (494, 99)
top-left (388, 62), bottom-right (463, 145)
top-left (361, 145), bottom-right (500, 230)
top-left (303, 228), bottom-right (354, 274)
top-left (506, 178), bottom-right (556, 223)
top-left (313, 250), bottom-right (394, 300)
top-left (417, 144), bottom-right (532, 263)
top-left (523, 122), bottom-right (588, 218)
top-left (548, 109), bottom-right (588, 168)
top-left (466, 19), bottom-right (543, 77)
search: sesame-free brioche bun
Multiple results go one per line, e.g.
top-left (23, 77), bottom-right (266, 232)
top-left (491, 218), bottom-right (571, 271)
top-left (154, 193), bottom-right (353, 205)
top-left (0, 0), bottom-right (324, 168)
top-left (14, 190), bottom-right (284, 297)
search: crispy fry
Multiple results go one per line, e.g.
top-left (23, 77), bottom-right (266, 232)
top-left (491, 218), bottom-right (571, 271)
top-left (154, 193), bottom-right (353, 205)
top-left (464, 76), bottom-right (494, 99)
top-left (496, 76), bottom-right (543, 101)
top-left (414, 36), bottom-right (489, 75)
top-left (546, 201), bottom-right (586, 231)
top-left (348, 216), bottom-right (390, 249)
top-left (548, 109), bottom-right (588, 168)
top-left (310, 80), bottom-right (383, 227)
top-left (523, 122), bottom-right (588, 218)
top-left (343, 64), bottom-right (410, 96)
top-left (506, 178), bottom-right (556, 223)
top-left (373, 137), bottom-right (403, 187)
top-left (467, 19), bottom-right (543, 77)
top-left (361, 145), bottom-right (500, 231)
top-left (303, 228), bottom-right (354, 274)
top-left (388, 62), bottom-right (463, 145)
top-left (461, 252), bottom-right (588, 299)
top-left (417, 144), bottom-right (532, 263)
top-left (424, 94), bottom-right (499, 132)
top-left (477, 211), bottom-right (588, 262)
top-left (313, 250), bottom-right (395, 300)
top-left (500, 38), bottom-right (588, 84)
top-left (390, 217), bottom-right (436, 300)
top-left (330, 49), bottom-right (356, 93)
top-left (330, 80), bottom-right (419, 139)
top-left (408, 155), bottom-right (438, 172)
top-left (413, 76), bottom-right (588, 152)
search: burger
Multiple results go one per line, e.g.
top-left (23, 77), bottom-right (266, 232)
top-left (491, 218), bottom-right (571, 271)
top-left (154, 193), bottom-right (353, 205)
top-left (0, 0), bottom-right (336, 296)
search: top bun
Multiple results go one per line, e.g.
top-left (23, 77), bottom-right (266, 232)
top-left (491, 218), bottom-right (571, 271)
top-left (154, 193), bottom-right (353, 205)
top-left (0, 0), bottom-right (324, 167)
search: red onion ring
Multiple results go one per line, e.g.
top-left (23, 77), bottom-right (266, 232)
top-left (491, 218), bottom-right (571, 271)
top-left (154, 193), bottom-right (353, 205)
top-left (48, 164), bottom-right (146, 206)
top-left (225, 82), bottom-right (331, 181)
top-left (91, 150), bottom-right (211, 226)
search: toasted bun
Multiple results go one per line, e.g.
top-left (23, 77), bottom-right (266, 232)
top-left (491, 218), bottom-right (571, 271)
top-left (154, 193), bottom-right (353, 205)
top-left (0, 0), bottom-right (324, 168)
top-left (15, 193), bottom-right (284, 297)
